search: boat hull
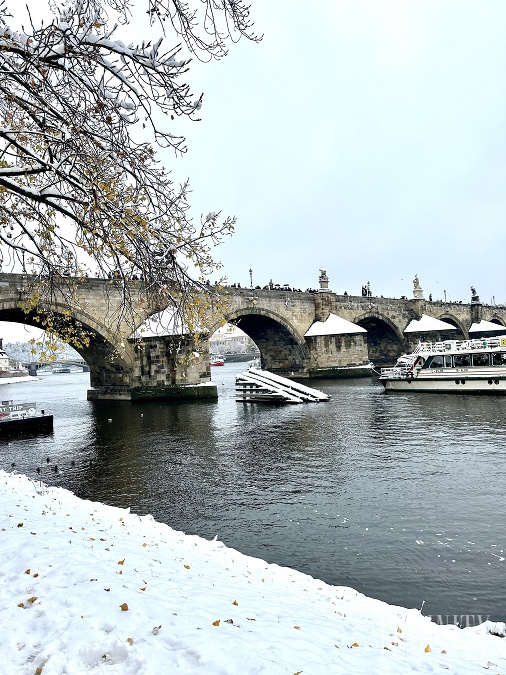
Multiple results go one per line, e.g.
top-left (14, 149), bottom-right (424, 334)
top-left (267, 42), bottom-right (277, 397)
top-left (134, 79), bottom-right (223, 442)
top-left (0, 414), bottom-right (54, 436)
top-left (382, 378), bottom-right (506, 394)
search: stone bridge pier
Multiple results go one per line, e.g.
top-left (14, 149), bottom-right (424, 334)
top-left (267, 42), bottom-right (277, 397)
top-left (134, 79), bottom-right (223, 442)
top-left (0, 274), bottom-right (216, 402)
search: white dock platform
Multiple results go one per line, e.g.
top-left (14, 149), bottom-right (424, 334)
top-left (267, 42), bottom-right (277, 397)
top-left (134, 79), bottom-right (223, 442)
top-left (235, 368), bottom-right (330, 403)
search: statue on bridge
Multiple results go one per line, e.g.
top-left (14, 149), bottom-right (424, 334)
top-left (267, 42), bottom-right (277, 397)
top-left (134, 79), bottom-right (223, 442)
top-left (412, 274), bottom-right (424, 299)
top-left (471, 286), bottom-right (480, 303)
top-left (318, 269), bottom-right (329, 290)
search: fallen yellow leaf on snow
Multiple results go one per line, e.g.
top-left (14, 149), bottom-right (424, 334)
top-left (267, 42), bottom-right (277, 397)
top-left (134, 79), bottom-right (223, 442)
top-left (118, 559), bottom-right (125, 565)
top-left (424, 644), bottom-right (431, 653)
top-left (232, 600), bottom-right (238, 606)
top-left (27, 596), bottom-right (38, 604)
top-left (184, 565), bottom-right (190, 569)
top-left (351, 642), bottom-right (359, 647)
top-left (212, 620), bottom-right (220, 626)
top-left (397, 626), bottom-right (402, 633)
top-left (35, 667), bottom-right (43, 674)
top-left (119, 603), bottom-right (129, 611)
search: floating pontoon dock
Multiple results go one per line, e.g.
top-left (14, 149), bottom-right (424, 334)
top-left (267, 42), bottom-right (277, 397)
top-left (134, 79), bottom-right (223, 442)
top-left (235, 368), bottom-right (329, 403)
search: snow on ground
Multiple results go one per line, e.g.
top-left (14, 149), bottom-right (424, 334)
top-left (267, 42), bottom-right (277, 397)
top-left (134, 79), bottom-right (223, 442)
top-left (0, 376), bottom-right (38, 385)
top-left (0, 470), bottom-right (505, 674)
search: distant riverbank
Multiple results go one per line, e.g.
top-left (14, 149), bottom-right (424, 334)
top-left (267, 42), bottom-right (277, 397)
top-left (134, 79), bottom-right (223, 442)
top-left (0, 375), bottom-right (38, 385)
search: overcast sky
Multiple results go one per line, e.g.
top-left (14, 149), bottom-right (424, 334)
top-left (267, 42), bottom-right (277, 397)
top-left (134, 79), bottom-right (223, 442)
top-left (176, 0), bottom-right (506, 301)
top-left (2, 0), bottom-right (506, 342)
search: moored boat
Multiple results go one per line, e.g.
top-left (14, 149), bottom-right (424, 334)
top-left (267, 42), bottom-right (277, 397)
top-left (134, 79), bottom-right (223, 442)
top-left (0, 400), bottom-right (53, 436)
top-left (210, 356), bottom-right (226, 366)
top-left (380, 335), bottom-right (506, 394)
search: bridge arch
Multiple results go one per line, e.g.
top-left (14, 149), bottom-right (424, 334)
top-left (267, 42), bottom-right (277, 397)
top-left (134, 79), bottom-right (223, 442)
top-left (435, 313), bottom-right (467, 338)
top-left (216, 307), bottom-right (309, 374)
top-left (488, 316), bottom-right (506, 327)
top-left (0, 301), bottom-right (133, 388)
top-left (354, 312), bottom-right (405, 366)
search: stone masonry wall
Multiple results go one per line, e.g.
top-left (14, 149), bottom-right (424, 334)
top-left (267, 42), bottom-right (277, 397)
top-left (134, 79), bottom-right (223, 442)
top-left (131, 335), bottom-right (211, 387)
top-left (306, 334), bottom-right (369, 371)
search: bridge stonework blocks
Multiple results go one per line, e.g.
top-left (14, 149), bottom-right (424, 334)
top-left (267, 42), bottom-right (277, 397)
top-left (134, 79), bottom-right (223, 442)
top-left (306, 334), bottom-right (369, 377)
top-left (1, 273), bottom-right (505, 401)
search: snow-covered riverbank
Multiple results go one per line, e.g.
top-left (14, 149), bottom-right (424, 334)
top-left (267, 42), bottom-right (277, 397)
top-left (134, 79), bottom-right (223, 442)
top-left (0, 375), bottom-right (39, 385)
top-left (0, 470), bottom-right (504, 674)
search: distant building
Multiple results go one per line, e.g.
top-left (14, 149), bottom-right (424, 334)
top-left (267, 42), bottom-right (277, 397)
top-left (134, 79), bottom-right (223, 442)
top-left (0, 340), bottom-right (10, 370)
top-left (210, 324), bottom-right (259, 355)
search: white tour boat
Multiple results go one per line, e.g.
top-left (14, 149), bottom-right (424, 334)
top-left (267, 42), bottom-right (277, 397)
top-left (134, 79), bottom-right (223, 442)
top-left (380, 335), bottom-right (506, 394)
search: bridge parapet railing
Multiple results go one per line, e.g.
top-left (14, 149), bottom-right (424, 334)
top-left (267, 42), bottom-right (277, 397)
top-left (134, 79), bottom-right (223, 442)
top-left (417, 337), bottom-right (506, 353)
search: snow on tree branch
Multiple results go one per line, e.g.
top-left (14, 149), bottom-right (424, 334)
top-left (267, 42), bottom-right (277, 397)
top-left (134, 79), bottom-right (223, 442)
top-left (0, 0), bottom-right (259, 346)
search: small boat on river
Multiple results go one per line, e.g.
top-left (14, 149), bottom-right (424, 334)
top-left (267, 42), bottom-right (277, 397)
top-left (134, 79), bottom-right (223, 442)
top-left (52, 365), bottom-right (71, 374)
top-left (380, 335), bottom-right (506, 394)
top-left (210, 357), bottom-right (226, 366)
top-left (0, 400), bottom-right (53, 436)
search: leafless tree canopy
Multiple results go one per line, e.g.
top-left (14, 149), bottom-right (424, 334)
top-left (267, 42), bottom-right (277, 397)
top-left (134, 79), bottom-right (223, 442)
top-left (0, 0), bottom-right (259, 340)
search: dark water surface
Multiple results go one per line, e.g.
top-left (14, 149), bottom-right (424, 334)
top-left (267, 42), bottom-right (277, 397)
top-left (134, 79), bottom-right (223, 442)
top-left (1, 364), bottom-right (505, 623)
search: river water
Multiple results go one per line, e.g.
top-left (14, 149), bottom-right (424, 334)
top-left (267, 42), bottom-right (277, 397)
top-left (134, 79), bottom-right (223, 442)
top-left (1, 364), bottom-right (505, 625)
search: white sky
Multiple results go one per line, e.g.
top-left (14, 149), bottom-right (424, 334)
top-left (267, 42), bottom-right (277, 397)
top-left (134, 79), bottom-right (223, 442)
top-left (174, 0), bottom-right (506, 300)
top-left (2, 0), bottom-right (506, 342)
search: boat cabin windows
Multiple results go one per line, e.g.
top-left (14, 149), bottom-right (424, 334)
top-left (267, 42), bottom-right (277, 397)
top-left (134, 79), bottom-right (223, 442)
top-left (423, 351), bottom-right (506, 369)
top-left (428, 354), bottom-right (457, 368)
top-left (454, 354), bottom-right (471, 368)
top-left (428, 355), bottom-right (445, 369)
top-left (472, 353), bottom-right (490, 367)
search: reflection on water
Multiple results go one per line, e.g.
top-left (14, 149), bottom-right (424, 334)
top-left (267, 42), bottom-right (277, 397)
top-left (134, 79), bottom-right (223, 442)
top-left (1, 366), bottom-right (505, 622)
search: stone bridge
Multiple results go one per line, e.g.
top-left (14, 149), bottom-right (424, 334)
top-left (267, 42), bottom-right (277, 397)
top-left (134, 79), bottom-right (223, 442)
top-left (1, 273), bottom-right (505, 401)
top-left (220, 285), bottom-right (506, 375)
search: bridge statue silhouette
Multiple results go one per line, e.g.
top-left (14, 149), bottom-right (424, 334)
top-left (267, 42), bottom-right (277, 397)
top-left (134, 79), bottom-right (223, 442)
top-left (1, 273), bottom-right (504, 402)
